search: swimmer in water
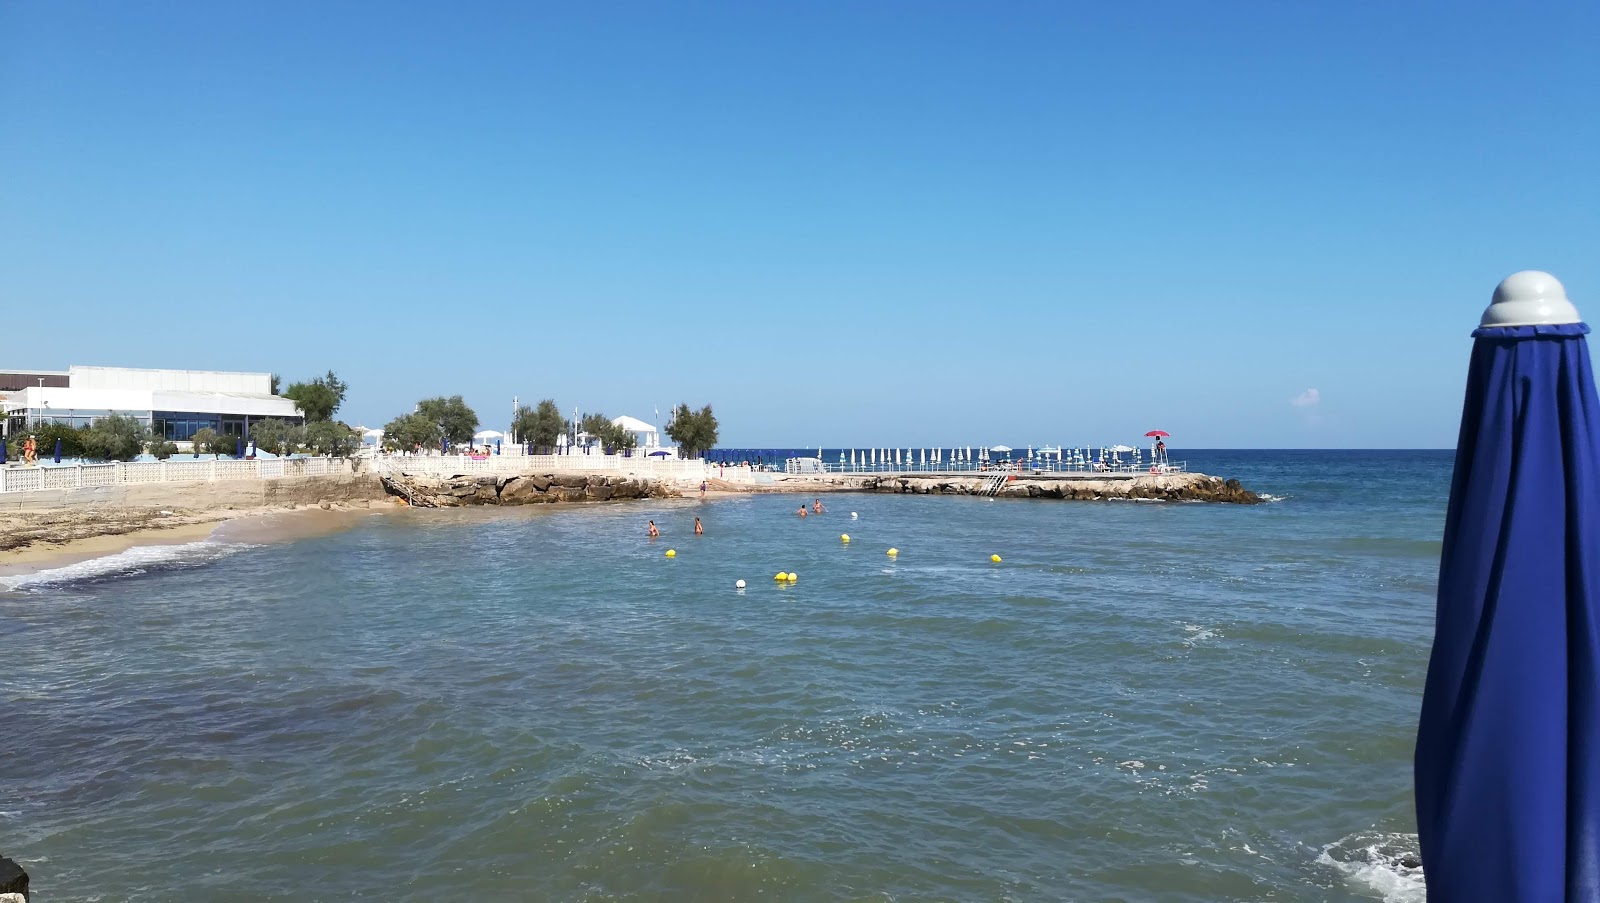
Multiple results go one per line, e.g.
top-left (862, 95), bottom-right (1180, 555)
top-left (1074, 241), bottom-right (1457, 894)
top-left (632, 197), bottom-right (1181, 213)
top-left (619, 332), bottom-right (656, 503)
top-left (797, 506), bottom-right (807, 518)
top-left (813, 499), bottom-right (825, 514)
top-left (648, 520), bottom-right (659, 537)
top-left (694, 517), bottom-right (704, 536)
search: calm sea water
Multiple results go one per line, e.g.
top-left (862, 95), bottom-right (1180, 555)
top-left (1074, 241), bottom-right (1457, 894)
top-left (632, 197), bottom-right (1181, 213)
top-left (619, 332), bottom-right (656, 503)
top-left (1, 450), bottom-right (1448, 901)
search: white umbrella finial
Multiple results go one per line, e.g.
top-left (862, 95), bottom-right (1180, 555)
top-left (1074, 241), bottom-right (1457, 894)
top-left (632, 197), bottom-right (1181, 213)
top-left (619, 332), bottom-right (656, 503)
top-left (1481, 270), bottom-right (1580, 327)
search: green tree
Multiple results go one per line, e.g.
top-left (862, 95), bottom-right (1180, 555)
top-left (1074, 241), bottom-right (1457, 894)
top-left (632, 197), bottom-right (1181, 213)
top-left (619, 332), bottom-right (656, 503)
top-left (27, 421), bottom-right (88, 459)
top-left (270, 373), bottom-right (282, 395)
top-left (190, 427), bottom-right (238, 456)
top-left (304, 421), bottom-right (358, 457)
top-left (664, 403), bottom-right (719, 459)
top-left (81, 414), bottom-right (149, 461)
top-left (580, 412), bottom-right (610, 446)
top-left (416, 396), bottom-right (479, 446)
top-left (512, 399), bottom-right (564, 451)
top-left (382, 412), bottom-right (441, 452)
top-left (249, 418), bottom-right (303, 458)
top-left (147, 440), bottom-right (180, 460)
top-left (577, 413), bottom-right (639, 453)
top-left (283, 370), bottom-right (349, 423)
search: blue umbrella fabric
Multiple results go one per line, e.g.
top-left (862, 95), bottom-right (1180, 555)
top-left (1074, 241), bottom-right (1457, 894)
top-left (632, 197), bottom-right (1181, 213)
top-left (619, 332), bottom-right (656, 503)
top-left (53, 438), bottom-right (62, 464)
top-left (236, 437), bottom-right (244, 459)
top-left (1416, 271), bottom-right (1600, 901)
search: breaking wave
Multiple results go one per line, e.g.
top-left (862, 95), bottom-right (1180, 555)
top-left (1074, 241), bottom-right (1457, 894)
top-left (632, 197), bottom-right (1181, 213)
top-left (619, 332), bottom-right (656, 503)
top-left (0, 541), bottom-right (252, 591)
top-left (1318, 831), bottom-right (1425, 903)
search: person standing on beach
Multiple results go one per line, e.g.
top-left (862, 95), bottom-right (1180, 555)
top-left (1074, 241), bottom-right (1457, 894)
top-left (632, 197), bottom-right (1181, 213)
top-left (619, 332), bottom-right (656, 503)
top-left (700, 480), bottom-right (707, 499)
top-left (648, 520), bottom-right (659, 537)
top-left (694, 517), bottom-right (703, 536)
top-left (1155, 438), bottom-right (1166, 463)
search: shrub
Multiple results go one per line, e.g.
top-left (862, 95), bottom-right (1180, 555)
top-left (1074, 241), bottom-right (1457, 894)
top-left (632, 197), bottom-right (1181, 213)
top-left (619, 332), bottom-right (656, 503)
top-left (81, 414), bottom-right (149, 461)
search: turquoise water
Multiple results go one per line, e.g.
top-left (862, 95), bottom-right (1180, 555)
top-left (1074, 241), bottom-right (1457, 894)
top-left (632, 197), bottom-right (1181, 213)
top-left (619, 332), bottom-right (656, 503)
top-left (1, 450), bottom-right (1446, 901)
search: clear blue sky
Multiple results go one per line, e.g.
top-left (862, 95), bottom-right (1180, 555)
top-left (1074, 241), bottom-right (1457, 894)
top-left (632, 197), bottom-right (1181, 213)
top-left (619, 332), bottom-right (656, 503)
top-left (2, 2), bottom-right (1595, 448)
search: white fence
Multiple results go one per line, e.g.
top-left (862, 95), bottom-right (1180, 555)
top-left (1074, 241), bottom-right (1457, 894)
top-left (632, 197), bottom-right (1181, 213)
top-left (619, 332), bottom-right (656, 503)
top-left (0, 452), bottom-right (715, 495)
top-left (0, 457), bottom-right (354, 494)
top-left (371, 454), bottom-right (710, 481)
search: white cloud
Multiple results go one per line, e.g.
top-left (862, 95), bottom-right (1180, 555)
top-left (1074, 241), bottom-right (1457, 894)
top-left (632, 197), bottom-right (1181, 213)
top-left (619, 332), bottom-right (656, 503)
top-left (1291, 388), bottom-right (1321, 408)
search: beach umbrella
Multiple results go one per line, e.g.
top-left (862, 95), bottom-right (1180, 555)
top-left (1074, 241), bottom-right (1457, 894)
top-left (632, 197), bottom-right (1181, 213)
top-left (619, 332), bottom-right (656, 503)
top-left (54, 438), bottom-right (62, 463)
top-left (1, 438), bottom-right (6, 464)
top-left (1415, 272), bottom-right (1600, 901)
top-left (236, 437), bottom-right (244, 459)
top-left (1144, 430), bottom-right (1170, 438)
top-left (441, 435), bottom-right (448, 455)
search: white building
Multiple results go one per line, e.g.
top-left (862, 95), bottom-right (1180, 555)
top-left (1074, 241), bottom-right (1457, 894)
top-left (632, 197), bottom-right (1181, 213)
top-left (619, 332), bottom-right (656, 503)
top-left (1, 366), bottom-right (303, 441)
top-left (611, 415), bottom-right (661, 449)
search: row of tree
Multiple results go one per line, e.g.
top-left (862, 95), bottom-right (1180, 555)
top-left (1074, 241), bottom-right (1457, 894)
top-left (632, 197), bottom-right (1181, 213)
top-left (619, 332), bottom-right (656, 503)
top-left (3, 415), bottom-right (363, 462)
top-left (382, 396), bottom-right (480, 451)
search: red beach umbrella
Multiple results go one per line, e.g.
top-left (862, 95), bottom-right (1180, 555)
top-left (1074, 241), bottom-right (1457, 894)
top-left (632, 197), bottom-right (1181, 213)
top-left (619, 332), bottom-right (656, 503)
top-left (1144, 430), bottom-right (1170, 438)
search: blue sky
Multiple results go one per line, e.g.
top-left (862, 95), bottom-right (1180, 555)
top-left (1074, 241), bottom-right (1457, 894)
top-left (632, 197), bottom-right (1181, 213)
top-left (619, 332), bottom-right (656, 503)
top-left (2, 2), bottom-right (1595, 448)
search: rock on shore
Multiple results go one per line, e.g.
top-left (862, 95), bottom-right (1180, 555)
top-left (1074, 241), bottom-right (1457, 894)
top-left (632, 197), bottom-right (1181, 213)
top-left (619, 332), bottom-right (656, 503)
top-left (382, 472), bottom-right (673, 507)
top-left (856, 473), bottom-right (1262, 503)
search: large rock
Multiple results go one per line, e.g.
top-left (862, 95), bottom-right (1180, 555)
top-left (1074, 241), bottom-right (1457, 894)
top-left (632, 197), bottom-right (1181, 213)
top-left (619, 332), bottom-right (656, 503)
top-left (0, 855), bottom-right (27, 900)
top-left (553, 474), bottom-right (589, 489)
top-left (499, 476), bottom-right (546, 504)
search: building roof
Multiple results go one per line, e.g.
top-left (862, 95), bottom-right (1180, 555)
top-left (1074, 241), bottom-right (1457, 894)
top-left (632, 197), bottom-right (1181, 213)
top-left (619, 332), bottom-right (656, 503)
top-left (2, 385), bottom-right (301, 419)
top-left (611, 415), bottom-right (658, 433)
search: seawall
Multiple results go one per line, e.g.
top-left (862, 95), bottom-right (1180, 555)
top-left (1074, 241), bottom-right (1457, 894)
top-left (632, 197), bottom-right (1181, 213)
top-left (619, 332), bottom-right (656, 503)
top-left (382, 472), bottom-right (674, 506)
top-left (0, 472), bottom-right (387, 513)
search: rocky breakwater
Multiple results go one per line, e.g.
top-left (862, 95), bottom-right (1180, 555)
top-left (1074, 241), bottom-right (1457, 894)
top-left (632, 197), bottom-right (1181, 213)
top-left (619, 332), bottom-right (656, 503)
top-left (382, 472), bottom-right (673, 508)
top-left (857, 472), bottom-right (1263, 503)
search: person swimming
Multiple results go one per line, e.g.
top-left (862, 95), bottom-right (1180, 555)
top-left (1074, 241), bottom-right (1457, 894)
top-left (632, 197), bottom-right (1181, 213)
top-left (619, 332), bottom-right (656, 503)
top-left (812, 499), bottom-right (825, 514)
top-left (694, 517), bottom-right (704, 536)
top-left (797, 506), bottom-right (807, 518)
top-left (648, 520), bottom-right (660, 537)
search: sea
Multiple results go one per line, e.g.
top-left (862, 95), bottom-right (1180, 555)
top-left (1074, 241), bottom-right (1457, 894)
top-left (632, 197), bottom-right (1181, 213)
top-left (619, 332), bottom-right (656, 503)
top-left (0, 449), bottom-right (1446, 901)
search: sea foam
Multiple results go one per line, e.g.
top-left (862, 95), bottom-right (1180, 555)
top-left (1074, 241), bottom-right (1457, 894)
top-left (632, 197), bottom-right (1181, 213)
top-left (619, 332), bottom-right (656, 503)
top-left (0, 540), bottom-right (251, 591)
top-left (1318, 832), bottom-right (1425, 903)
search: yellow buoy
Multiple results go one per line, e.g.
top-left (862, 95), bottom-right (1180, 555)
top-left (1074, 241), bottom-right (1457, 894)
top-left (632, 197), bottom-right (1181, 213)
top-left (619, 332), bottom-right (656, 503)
top-left (991, 554), bottom-right (1002, 563)
top-left (775, 572), bottom-right (787, 581)
top-left (841, 533), bottom-right (851, 542)
top-left (787, 572), bottom-right (798, 582)
top-left (887, 547), bottom-right (899, 556)
top-left (665, 549), bottom-right (676, 558)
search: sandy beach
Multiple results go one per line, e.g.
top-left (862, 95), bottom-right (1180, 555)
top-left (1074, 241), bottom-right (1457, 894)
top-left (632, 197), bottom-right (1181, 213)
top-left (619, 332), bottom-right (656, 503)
top-left (0, 500), bottom-right (403, 580)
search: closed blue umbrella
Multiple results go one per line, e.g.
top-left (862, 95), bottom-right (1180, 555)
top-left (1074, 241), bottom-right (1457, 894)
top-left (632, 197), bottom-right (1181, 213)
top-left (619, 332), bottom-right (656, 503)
top-left (441, 435), bottom-right (448, 455)
top-left (236, 437), bottom-right (244, 459)
top-left (0, 436), bottom-right (6, 464)
top-left (1416, 271), bottom-right (1600, 900)
top-left (53, 437), bottom-right (62, 464)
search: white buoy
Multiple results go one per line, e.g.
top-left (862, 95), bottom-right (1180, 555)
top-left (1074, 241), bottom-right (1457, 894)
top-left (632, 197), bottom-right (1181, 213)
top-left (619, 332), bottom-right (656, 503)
top-left (735, 579), bottom-right (746, 589)
top-left (851, 512), bottom-right (859, 519)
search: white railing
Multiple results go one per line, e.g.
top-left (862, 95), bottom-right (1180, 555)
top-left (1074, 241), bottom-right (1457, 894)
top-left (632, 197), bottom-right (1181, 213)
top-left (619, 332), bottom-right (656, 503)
top-left (0, 457), bottom-right (355, 494)
top-left (371, 454), bottom-right (709, 480)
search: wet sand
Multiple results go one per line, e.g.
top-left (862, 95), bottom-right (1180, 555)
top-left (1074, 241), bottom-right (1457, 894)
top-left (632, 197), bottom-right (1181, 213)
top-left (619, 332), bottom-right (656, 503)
top-left (0, 504), bottom-right (401, 580)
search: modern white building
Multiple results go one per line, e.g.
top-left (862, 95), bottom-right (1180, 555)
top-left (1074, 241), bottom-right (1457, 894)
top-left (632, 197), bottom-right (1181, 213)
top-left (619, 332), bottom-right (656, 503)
top-left (1, 366), bottom-right (303, 441)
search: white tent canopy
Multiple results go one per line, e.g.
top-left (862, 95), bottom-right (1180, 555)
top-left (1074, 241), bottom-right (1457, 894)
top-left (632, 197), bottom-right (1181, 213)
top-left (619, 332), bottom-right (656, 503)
top-left (474, 430), bottom-right (505, 441)
top-left (612, 415), bottom-right (661, 447)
